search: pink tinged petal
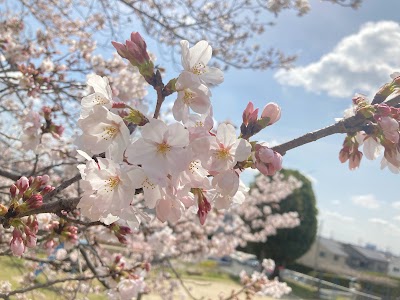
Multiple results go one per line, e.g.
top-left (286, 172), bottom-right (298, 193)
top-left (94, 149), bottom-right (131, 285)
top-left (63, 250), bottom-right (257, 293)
top-left (200, 67), bottom-right (224, 85)
top-left (363, 138), bottom-right (382, 160)
top-left (189, 40), bottom-right (212, 68)
top-left (126, 139), bottom-right (157, 165)
top-left (166, 148), bottom-right (191, 174)
top-left (180, 40), bottom-right (191, 70)
top-left (172, 97), bottom-right (186, 122)
top-left (235, 139), bottom-right (252, 162)
top-left (176, 71), bottom-right (201, 90)
top-left (212, 170), bottom-right (239, 196)
top-left (141, 119), bottom-right (167, 144)
top-left (190, 92), bottom-right (211, 114)
top-left (167, 123), bottom-right (189, 147)
top-left (143, 183), bottom-right (161, 209)
top-left (125, 168), bottom-right (147, 189)
top-left (168, 200), bottom-right (184, 223)
top-left (156, 198), bottom-right (171, 222)
top-left (214, 194), bottom-right (231, 210)
top-left (216, 123), bottom-right (237, 147)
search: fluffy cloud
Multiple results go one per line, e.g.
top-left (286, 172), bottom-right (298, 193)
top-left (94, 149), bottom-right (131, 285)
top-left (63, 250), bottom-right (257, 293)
top-left (275, 21), bottom-right (400, 98)
top-left (369, 218), bottom-right (388, 225)
top-left (392, 201), bottom-right (400, 210)
top-left (351, 194), bottom-right (380, 209)
top-left (322, 210), bottom-right (354, 222)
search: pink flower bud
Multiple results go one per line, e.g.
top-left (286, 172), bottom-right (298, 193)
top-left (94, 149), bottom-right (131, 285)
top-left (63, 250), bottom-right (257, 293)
top-left (339, 148), bottom-right (350, 163)
top-left (16, 176), bottom-right (29, 193)
top-left (10, 184), bottom-right (17, 198)
top-left (349, 150), bottom-right (363, 170)
top-left (40, 175), bottom-right (50, 185)
top-left (25, 234), bottom-right (37, 248)
top-left (41, 185), bottom-right (55, 195)
top-left (10, 229), bottom-right (25, 256)
top-left (197, 195), bottom-right (211, 225)
top-left (112, 32), bottom-right (151, 66)
top-left (242, 102), bottom-right (255, 125)
top-left (143, 262), bottom-right (151, 272)
top-left (261, 102), bottom-right (281, 125)
top-left (26, 194), bottom-right (43, 209)
top-left (254, 144), bottom-right (283, 176)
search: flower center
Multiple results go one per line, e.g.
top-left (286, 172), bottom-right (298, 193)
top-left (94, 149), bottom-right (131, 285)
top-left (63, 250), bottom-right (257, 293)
top-left (216, 148), bottom-right (230, 159)
top-left (189, 160), bottom-right (200, 174)
top-left (102, 125), bottom-right (119, 140)
top-left (195, 121), bottom-right (204, 127)
top-left (156, 142), bottom-right (171, 155)
top-left (104, 176), bottom-right (120, 192)
top-left (191, 62), bottom-right (206, 75)
top-left (183, 89), bottom-right (195, 104)
top-left (94, 94), bottom-right (108, 105)
top-left (142, 177), bottom-right (156, 190)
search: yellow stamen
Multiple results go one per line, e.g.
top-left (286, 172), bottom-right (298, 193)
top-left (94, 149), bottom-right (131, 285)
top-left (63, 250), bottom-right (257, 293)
top-left (191, 62), bottom-right (206, 75)
top-left (104, 176), bottom-right (120, 192)
top-left (102, 125), bottom-right (118, 140)
top-left (216, 148), bottom-right (230, 159)
top-left (157, 142), bottom-right (171, 155)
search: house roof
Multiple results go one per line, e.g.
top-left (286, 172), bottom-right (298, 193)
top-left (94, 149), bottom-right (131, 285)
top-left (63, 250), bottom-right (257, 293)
top-left (319, 237), bottom-right (348, 257)
top-left (348, 244), bottom-right (388, 262)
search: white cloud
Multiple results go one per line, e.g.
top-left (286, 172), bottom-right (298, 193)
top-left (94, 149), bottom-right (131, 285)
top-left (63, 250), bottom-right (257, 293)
top-left (275, 21), bottom-right (400, 98)
top-left (322, 210), bottom-right (354, 222)
top-left (392, 201), bottom-right (400, 210)
top-left (394, 215), bottom-right (400, 222)
top-left (369, 218), bottom-right (388, 225)
top-left (351, 194), bottom-right (380, 209)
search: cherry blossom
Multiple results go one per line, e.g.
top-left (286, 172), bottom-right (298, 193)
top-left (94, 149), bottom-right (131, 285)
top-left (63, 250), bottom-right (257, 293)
top-left (126, 119), bottom-right (190, 183)
top-left (180, 40), bottom-right (224, 86)
top-left (80, 74), bottom-right (113, 118)
top-left (77, 105), bottom-right (130, 162)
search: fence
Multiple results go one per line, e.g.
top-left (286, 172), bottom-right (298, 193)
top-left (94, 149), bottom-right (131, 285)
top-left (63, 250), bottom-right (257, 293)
top-left (282, 269), bottom-right (382, 300)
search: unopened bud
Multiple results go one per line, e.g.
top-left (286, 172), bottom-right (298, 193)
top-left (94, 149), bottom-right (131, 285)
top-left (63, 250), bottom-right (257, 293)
top-left (10, 184), bottom-right (17, 198)
top-left (16, 176), bottom-right (29, 193)
top-left (26, 194), bottom-right (43, 209)
top-left (261, 102), bottom-right (281, 125)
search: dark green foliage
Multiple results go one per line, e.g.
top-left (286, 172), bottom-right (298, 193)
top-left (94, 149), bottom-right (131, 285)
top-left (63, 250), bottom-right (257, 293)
top-left (244, 169), bottom-right (318, 267)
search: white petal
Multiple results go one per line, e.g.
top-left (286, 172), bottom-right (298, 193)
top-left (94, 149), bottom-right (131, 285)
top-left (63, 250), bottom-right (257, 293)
top-left (189, 40), bottom-right (212, 68)
top-left (216, 123), bottom-right (236, 147)
top-left (200, 67), bottom-right (224, 85)
top-left (235, 139), bottom-right (252, 162)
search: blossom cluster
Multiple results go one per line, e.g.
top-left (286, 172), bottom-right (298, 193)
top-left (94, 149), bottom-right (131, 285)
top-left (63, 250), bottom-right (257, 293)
top-left (76, 33), bottom-right (283, 228)
top-left (3, 175), bottom-right (55, 255)
top-left (339, 74), bottom-right (400, 173)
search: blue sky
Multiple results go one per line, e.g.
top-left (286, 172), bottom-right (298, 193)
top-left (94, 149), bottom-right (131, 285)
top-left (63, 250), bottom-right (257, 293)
top-left (138, 1), bottom-right (400, 254)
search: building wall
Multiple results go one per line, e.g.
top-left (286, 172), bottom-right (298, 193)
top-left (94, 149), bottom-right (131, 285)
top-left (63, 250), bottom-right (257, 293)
top-left (297, 240), bottom-right (348, 270)
top-left (388, 258), bottom-right (400, 278)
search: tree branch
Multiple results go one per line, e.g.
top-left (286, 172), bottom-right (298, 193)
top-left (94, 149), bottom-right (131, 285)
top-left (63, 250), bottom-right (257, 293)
top-left (272, 114), bottom-right (366, 155)
top-left (0, 274), bottom-right (110, 299)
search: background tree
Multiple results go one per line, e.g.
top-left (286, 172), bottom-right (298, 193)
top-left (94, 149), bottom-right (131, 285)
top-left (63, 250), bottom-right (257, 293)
top-left (243, 169), bottom-right (318, 277)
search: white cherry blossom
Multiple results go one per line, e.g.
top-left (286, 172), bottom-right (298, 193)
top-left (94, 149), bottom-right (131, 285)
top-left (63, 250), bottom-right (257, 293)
top-left (204, 123), bottom-right (251, 173)
top-left (77, 105), bottom-right (130, 162)
top-left (81, 74), bottom-right (113, 118)
top-left (126, 118), bottom-right (190, 183)
top-left (180, 40), bottom-right (224, 86)
top-left (173, 71), bottom-right (211, 122)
